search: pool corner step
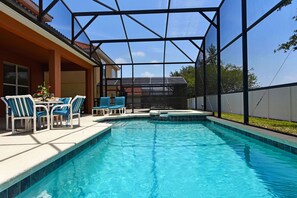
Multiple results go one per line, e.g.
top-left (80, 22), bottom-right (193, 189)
top-left (149, 110), bottom-right (212, 121)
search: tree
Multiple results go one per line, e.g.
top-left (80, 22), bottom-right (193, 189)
top-left (170, 45), bottom-right (259, 97)
top-left (276, 0), bottom-right (297, 52)
top-left (170, 65), bottom-right (195, 97)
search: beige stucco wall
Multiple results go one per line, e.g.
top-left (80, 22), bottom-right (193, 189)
top-left (93, 66), bottom-right (118, 98)
top-left (44, 65), bottom-right (118, 99)
top-left (44, 71), bottom-right (85, 97)
top-left (94, 67), bottom-right (100, 98)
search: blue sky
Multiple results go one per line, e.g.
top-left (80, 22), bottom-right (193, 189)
top-left (220, 0), bottom-right (297, 87)
top-left (38, 0), bottom-right (296, 87)
top-left (58, 0), bottom-right (221, 78)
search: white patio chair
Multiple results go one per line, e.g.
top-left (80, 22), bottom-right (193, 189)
top-left (109, 96), bottom-right (126, 115)
top-left (92, 97), bottom-right (110, 116)
top-left (5, 95), bottom-right (50, 133)
top-left (50, 95), bottom-right (86, 129)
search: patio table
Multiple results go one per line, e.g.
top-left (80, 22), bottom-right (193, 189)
top-left (34, 100), bottom-right (63, 110)
top-left (34, 100), bottom-right (63, 128)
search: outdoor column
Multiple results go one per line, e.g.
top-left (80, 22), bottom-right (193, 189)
top-left (242, 0), bottom-right (249, 124)
top-left (194, 60), bottom-right (198, 110)
top-left (86, 68), bottom-right (94, 114)
top-left (203, 40), bottom-right (206, 111)
top-left (49, 50), bottom-right (61, 97)
top-left (216, 10), bottom-right (221, 118)
top-left (99, 64), bottom-right (103, 97)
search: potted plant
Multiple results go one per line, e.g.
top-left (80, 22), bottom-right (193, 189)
top-left (33, 81), bottom-right (51, 101)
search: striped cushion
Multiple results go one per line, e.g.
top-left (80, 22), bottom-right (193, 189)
top-left (71, 97), bottom-right (85, 114)
top-left (52, 96), bottom-right (85, 116)
top-left (7, 97), bottom-right (34, 117)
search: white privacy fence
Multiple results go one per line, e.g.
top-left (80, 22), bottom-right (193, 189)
top-left (188, 85), bottom-right (297, 122)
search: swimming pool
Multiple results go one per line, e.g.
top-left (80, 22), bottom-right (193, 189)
top-left (17, 119), bottom-right (297, 197)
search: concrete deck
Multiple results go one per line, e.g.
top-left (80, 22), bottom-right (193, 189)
top-left (0, 115), bottom-right (112, 192)
top-left (0, 110), bottom-right (153, 192)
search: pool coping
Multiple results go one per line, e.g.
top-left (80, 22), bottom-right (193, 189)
top-left (0, 117), bottom-right (112, 197)
top-left (207, 116), bottom-right (297, 154)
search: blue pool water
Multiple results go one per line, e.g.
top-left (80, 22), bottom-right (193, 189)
top-left (18, 119), bottom-right (297, 197)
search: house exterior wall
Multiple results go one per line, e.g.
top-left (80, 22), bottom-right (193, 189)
top-left (44, 71), bottom-right (86, 97)
top-left (0, 50), bottom-right (44, 116)
top-left (94, 67), bottom-right (100, 98)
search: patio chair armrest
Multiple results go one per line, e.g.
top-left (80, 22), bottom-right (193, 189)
top-left (50, 104), bottom-right (71, 114)
top-left (35, 104), bottom-right (48, 110)
top-left (35, 104), bottom-right (50, 114)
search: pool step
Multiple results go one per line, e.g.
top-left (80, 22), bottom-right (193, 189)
top-left (149, 110), bottom-right (211, 121)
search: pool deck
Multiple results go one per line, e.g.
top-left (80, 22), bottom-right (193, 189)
top-left (1, 110), bottom-right (297, 194)
top-left (0, 112), bottom-right (153, 193)
top-left (0, 115), bottom-right (113, 192)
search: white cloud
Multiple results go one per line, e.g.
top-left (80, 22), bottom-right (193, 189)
top-left (168, 13), bottom-right (206, 37)
top-left (150, 60), bottom-right (163, 67)
top-left (114, 57), bottom-right (128, 63)
top-left (132, 51), bottom-right (145, 57)
top-left (141, 71), bottom-right (155, 77)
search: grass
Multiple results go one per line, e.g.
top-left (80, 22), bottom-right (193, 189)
top-left (214, 112), bottom-right (297, 136)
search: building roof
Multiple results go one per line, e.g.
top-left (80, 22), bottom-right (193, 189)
top-left (101, 77), bottom-right (187, 86)
top-left (16, 0), bottom-right (52, 22)
top-left (75, 41), bottom-right (118, 67)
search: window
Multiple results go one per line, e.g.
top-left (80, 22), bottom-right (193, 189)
top-left (111, 69), bottom-right (116, 78)
top-left (3, 63), bottom-right (29, 95)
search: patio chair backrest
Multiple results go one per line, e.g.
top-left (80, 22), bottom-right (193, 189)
top-left (1, 97), bottom-right (8, 106)
top-left (114, 96), bottom-right (125, 106)
top-left (58, 97), bottom-right (72, 111)
top-left (1, 97), bottom-right (11, 114)
top-left (71, 95), bottom-right (86, 114)
top-left (100, 97), bottom-right (110, 107)
top-left (6, 95), bottom-right (34, 117)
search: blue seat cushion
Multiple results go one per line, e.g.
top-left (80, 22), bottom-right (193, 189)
top-left (37, 111), bottom-right (47, 118)
top-left (52, 110), bottom-right (68, 116)
top-left (93, 106), bottom-right (109, 109)
top-left (109, 105), bottom-right (124, 110)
